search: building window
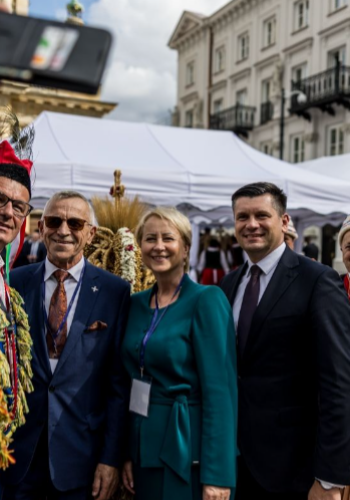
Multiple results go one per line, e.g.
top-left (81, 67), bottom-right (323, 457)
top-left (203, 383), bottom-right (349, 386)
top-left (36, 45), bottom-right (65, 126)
top-left (238, 33), bottom-right (249, 61)
top-left (214, 46), bottom-right (225, 73)
top-left (185, 110), bottom-right (194, 128)
top-left (328, 125), bottom-right (344, 155)
top-left (328, 46), bottom-right (346, 68)
top-left (213, 99), bottom-right (223, 114)
top-left (291, 135), bottom-right (305, 163)
top-left (292, 63), bottom-right (307, 83)
top-left (294, 0), bottom-right (309, 31)
top-left (262, 79), bottom-right (271, 102)
top-left (260, 141), bottom-right (273, 156)
top-left (186, 61), bottom-right (195, 86)
top-left (330, 0), bottom-right (348, 11)
top-left (263, 17), bottom-right (276, 48)
top-left (236, 89), bottom-right (247, 105)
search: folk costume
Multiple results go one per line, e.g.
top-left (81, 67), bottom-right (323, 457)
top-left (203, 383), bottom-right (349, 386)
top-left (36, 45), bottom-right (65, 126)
top-left (197, 240), bottom-right (229, 285)
top-left (0, 132), bottom-right (34, 470)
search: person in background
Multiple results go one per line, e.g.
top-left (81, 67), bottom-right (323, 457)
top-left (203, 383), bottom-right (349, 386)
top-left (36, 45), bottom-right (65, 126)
top-left (338, 215), bottom-right (350, 300)
top-left (13, 228), bottom-right (46, 267)
top-left (303, 235), bottom-right (319, 260)
top-left (227, 235), bottom-right (244, 269)
top-left (122, 207), bottom-right (238, 500)
top-left (198, 226), bottom-right (212, 254)
top-left (197, 238), bottom-right (229, 285)
top-left (284, 217), bottom-right (298, 250)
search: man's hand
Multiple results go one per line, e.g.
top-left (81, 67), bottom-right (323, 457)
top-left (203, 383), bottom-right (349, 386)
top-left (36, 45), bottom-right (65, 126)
top-left (203, 485), bottom-right (231, 500)
top-left (122, 461), bottom-right (135, 494)
top-left (308, 480), bottom-right (342, 500)
top-left (92, 464), bottom-right (119, 500)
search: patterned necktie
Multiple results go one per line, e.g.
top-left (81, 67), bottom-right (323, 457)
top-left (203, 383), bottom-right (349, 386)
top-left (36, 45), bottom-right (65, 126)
top-left (237, 264), bottom-right (262, 358)
top-left (46, 270), bottom-right (70, 359)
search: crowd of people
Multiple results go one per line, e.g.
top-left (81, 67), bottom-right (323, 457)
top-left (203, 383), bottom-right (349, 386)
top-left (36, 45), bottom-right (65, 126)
top-left (0, 136), bottom-right (349, 500)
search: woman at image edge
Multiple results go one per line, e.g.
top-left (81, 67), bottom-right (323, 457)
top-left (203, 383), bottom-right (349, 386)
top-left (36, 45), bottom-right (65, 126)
top-left (122, 207), bottom-right (238, 500)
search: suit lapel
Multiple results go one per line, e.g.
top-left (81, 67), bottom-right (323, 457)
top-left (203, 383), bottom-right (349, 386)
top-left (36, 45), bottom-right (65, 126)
top-left (24, 262), bottom-right (52, 378)
top-left (244, 247), bottom-right (300, 356)
top-left (53, 261), bottom-right (100, 378)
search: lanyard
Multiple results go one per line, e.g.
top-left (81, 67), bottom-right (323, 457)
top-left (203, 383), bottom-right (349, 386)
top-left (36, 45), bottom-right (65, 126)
top-left (139, 275), bottom-right (184, 377)
top-left (42, 261), bottom-right (86, 346)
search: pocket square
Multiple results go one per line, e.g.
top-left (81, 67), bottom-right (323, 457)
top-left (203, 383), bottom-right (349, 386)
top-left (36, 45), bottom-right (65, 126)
top-left (86, 321), bottom-right (108, 332)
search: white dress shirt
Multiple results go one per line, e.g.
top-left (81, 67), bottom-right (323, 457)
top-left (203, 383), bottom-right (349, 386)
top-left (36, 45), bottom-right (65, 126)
top-left (44, 257), bottom-right (85, 373)
top-left (232, 242), bottom-right (286, 329)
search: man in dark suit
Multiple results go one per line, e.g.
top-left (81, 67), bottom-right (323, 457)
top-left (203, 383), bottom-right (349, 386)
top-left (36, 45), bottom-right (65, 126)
top-left (220, 182), bottom-right (350, 500)
top-left (0, 191), bottom-right (130, 500)
top-left (13, 229), bottom-right (46, 267)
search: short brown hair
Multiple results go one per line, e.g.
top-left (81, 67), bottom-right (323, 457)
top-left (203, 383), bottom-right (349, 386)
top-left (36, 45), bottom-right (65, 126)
top-left (232, 182), bottom-right (287, 216)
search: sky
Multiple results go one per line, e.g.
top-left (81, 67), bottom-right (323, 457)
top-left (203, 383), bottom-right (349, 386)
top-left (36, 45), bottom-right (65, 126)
top-left (28, 0), bottom-right (229, 124)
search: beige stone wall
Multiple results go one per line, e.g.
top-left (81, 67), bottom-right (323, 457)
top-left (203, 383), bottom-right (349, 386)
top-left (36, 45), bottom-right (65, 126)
top-left (14, 0), bottom-right (29, 15)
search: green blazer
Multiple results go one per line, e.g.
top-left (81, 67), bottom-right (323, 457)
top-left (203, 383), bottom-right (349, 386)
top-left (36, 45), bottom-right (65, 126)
top-left (122, 274), bottom-right (238, 500)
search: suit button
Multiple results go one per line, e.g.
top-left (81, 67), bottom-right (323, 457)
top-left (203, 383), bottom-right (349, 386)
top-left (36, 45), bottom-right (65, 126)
top-left (49, 385), bottom-right (55, 393)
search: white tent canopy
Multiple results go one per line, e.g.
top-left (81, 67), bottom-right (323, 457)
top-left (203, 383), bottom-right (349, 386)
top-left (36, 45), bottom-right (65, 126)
top-left (298, 153), bottom-right (350, 183)
top-left (31, 112), bottom-right (350, 222)
top-left (30, 112), bottom-right (350, 256)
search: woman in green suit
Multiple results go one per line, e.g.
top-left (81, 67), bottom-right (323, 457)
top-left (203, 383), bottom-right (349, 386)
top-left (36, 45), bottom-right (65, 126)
top-left (122, 207), bottom-right (238, 500)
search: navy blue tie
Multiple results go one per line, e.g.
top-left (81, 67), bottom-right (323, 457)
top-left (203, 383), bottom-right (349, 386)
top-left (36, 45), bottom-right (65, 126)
top-left (237, 265), bottom-right (262, 357)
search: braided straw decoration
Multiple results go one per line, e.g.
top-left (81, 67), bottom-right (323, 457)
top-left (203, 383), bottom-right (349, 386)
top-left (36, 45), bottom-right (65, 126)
top-left (85, 227), bottom-right (154, 293)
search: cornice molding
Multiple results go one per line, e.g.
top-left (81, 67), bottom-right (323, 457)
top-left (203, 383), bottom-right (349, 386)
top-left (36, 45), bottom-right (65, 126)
top-left (283, 36), bottom-right (314, 54)
top-left (254, 53), bottom-right (280, 70)
top-left (229, 67), bottom-right (252, 82)
top-left (209, 79), bottom-right (228, 94)
top-left (318, 17), bottom-right (350, 37)
top-left (180, 90), bottom-right (199, 104)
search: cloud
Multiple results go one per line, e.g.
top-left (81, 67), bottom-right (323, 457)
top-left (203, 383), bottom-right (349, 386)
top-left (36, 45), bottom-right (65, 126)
top-left (86, 0), bottom-right (228, 123)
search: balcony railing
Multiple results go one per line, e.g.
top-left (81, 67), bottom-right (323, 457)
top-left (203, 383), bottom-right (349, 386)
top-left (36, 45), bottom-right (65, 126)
top-left (260, 101), bottom-right (274, 125)
top-left (290, 63), bottom-right (350, 119)
top-left (209, 104), bottom-right (256, 135)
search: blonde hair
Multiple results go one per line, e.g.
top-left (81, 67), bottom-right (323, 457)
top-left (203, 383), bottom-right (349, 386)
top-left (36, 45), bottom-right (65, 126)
top-left (136, 207), bottom-right (192, 272)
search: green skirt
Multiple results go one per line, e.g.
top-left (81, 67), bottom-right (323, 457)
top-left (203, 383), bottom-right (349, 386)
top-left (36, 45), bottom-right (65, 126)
top-left (134, 465), bottom-right (202, 500)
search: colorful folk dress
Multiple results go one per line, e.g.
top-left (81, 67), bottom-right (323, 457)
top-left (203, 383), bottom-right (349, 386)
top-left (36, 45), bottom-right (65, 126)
top-left (343, 274), bottom-right (350, 301)
top-left (0, 287), bottom-right (33, 470)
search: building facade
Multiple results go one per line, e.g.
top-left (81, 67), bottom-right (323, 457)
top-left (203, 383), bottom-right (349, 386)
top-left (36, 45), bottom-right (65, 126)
top-left (169, 0), bottom-right (350, 163)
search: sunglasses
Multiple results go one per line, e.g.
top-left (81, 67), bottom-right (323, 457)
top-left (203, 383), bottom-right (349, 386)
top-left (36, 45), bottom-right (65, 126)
top-left (43, 216), bottom-right (92, 231)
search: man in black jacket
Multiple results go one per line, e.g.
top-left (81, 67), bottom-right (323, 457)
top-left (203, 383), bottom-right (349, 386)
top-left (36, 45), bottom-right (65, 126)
top-left (220, 182), bottom-right (350, 500)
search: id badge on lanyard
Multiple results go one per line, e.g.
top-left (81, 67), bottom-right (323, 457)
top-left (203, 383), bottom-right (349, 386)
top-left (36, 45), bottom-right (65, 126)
top-left (129, 375), bottom-right (152, 417)
top-left (129, 275), bottom-right (184, 417)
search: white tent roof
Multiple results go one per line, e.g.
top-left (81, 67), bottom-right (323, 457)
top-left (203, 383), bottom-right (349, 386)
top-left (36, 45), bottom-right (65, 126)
top-left (31, 112), bottom-right (350, 224)
top-left (298, 153), bottom-right (350, 183)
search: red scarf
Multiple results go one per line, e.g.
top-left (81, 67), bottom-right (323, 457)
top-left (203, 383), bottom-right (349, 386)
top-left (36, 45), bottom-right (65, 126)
top-left (344, 274), bottom-right (350, 301)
